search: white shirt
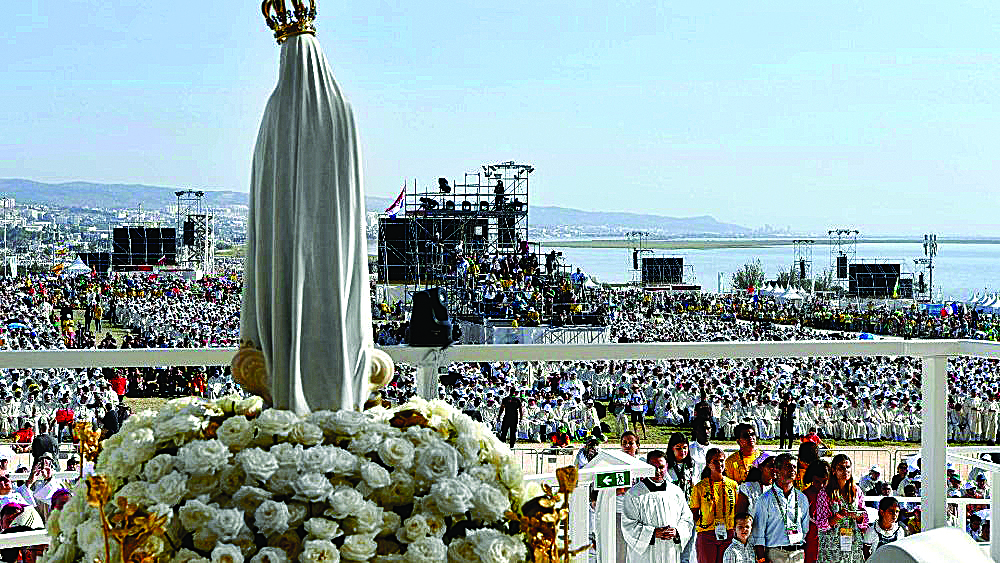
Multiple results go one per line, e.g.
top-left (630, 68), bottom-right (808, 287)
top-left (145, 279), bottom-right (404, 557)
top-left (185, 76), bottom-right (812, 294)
top-left (690, 441), bottom-right (713, 481)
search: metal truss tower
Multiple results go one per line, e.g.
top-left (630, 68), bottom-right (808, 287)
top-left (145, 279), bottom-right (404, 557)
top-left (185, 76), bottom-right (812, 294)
top-left (175, 190), bottom-right (215, 274)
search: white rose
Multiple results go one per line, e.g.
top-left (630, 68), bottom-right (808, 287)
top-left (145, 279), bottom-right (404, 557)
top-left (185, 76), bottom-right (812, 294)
top-left (140, 536), bottom-right (168, 560)
top-left (339, 535), bottom-right (377, 562)
top-left (327, 447), bottom-right (358, 475)
top-left (211, 543), bottom-right (244, 563)
top-left (292, 473), bottom-right (334, 503)
top-left (256, 409), bottom-right (300, 436)
top-left (394, 514), bottom-right (428, 544)
top-left (218, 416), bottom-right (255, 450)
top-left (347, 431), bottom-right (382, 456)
top-left (233, 486), bottom-right (273, 514)
top-left (171, 548), bottom-right (206, 563)
top-left (144, 453), bottom-right (175, 482)
top-left (453, 435), bottom-right (480, 468)
top-left (179, 498), bottom-right (218, 532)
top-left (121, 427), bottom-right (158, 464)
top-left (114, 481), bottom-right (153, 507)
top-left (188, 473), bottom-right (220, 497)
top-left (300, 540), bottom-right (340, 563)
top-left (497, 458), bottom-right (522, 490)
top-left (77, 518), bottom-right (105, 556)
top-left (264, 466), bottom-right (297, 496)
top-left (150, 471), bottom-right (190, 506)
top-left (378, 471), bottom-right (416, 508)
top-left (327, 410), bottom-right (367, 436)
top-left (378, 438), bottom-right (414, 470)
top-left (413, 442), bottom-right (459, 485)
top-left (270, 443), bottom-right (304, 469)
top-left (156, 414), bottom-right (204, 445)
top-left (286, 502), bottom-right (309, 528)
top-left (238, 448), bottom-right (280, 483)
top-left (249, 547), bottom-right (289, 563)
top-left (428, 478), bottom-right (472, 516)
top-left (193, 528), bottom-right (220, 552)
top-left (179, 439), bottom-right (232, 475)
top-left (402, 427), bottom-right (435, 449)
top-left (299, 446), bottom-right (333, 474)
top-left (360, 462), bottom-right (391, 489)
top-left (303, 518), bottom-right (342, 541)
top-left (325, 487), bottom-right (365, 520)
top-left (343, 503), bottom-right (383, 535)
top-left (402, 536), bottom-right (446, 563)
top-left (208, 508), bottom-right (246, 543)
top-left (467, 529), bottom-right (526, 563)
top-left (378, 511), bottom-right (400, 538)
top-left (236, 396), bottom-right (265, 417)
top-left (423, 515), bottom-right (445, 539)
top-left (289, 422), bottom-right (324, 446)
top-left (445, 539), bottom-right (477, 563)
top-left (255, 500), bottom-right (291, 537)
top-left (469, 483), bottom-right (510, 523)
top-left (105, 447), bottom-right (142, 480)
top-left (465, 464), bottom-right (500, 488)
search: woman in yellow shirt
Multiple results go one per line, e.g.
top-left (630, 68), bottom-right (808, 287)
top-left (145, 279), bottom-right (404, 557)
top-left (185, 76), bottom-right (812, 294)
top-left (690, 448), bottom-right (738, 563)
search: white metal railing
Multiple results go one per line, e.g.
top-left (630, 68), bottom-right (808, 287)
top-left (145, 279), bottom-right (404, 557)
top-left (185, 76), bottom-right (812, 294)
top-left (2, 340), bottom-right (1000, 558)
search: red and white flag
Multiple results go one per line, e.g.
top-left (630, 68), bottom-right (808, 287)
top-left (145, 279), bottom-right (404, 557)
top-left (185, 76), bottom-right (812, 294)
top-left (385, 183), bottom-right (405, 217)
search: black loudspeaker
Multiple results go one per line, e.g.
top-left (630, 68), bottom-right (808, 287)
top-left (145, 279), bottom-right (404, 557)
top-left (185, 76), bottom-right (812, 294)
top-left (183, 221), bottom-right (195, 246)
top-left (633, 250), bottom-right (639, 270)
top-left (836, 255), bottom-right (848, 279)
top-left (408, 287), bottom-right (453, 347)
top-left (799, 259), bottom-right (806, 279)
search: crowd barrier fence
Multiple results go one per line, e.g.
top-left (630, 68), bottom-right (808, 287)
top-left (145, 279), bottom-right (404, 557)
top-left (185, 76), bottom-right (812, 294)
top-left (0, 340), bottom-right (1000, 559)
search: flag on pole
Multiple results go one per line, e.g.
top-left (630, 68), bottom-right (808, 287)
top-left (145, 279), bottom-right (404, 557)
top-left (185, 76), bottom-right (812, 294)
top-left (892, 277), bottom-right (899, 299)
top-left (385, 183), bottom-right (405, 218)
top-left (157, 255), bottom-right (167, 266)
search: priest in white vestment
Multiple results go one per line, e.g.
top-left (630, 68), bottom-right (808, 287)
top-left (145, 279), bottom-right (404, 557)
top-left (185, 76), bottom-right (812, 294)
top-left (622, 450), bottom-right (695, 563)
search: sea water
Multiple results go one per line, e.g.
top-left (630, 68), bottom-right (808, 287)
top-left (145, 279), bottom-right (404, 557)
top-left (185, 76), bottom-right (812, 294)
top-left (538, 241), bottom-right (1000, 300)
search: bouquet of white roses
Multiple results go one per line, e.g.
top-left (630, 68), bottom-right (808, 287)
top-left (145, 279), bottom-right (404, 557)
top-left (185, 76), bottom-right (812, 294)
top-left (45, 395), bottom-right (534, 563)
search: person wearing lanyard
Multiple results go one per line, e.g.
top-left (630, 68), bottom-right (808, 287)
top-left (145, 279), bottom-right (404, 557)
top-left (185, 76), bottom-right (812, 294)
top-left (725, 424), bottom-right (769, 484)
top-left (691, 448), bottom-right (738, 563)
top-left (751, 453), bottom-right (810, 563)
top-left (813, 454), bottom-right (868, 563)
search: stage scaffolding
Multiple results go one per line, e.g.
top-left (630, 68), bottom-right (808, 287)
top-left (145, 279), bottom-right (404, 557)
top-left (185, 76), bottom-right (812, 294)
top-left (829, 228), bottom-right (858, 292)
top-left (792, 239), bottom-right (814, 291)
top-left (377, 161), bottom-right (532, 316)
top-left (175, 190), bottom-right (215, 274)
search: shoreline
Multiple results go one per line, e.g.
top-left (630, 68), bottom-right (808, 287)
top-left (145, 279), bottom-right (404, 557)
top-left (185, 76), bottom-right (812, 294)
top-left (538, 237), bottom-right (1000, 250)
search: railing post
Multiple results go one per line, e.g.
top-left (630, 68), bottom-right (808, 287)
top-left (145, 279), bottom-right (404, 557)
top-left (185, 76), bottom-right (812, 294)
top-left (921, 355), bottom-right (948, 530)
top-left (992, 470), bottom-right (1000, 561)
top-left (597, 489), bottom-right (616, 563)
top-left (569, 487), bottom-right (590, 563)
top-left (415, 349), bottom-right (445, 400)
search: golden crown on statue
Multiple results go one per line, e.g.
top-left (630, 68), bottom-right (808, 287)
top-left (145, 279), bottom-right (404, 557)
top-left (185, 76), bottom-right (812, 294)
top-left (261, 0), bottom-right (316, 43)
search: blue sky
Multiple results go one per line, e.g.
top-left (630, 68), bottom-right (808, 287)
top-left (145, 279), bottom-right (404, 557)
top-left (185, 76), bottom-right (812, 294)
top-left (3, 1), bottom-right (1000, 235)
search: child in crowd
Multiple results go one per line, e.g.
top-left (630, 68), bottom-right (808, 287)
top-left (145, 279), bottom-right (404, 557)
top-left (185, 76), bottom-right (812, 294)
top-left (863, 497), bottom-right (907, 559)
top-left (721, 512), bottom-right (755, 563)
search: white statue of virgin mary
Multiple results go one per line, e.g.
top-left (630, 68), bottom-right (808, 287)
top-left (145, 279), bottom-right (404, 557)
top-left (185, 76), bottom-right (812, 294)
top-left (239, 1), bottom-right (391, 414)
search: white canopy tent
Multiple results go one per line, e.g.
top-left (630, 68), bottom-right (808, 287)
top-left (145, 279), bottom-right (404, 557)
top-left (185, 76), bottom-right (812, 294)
top-left (64, 257), bottom-right (91, 276)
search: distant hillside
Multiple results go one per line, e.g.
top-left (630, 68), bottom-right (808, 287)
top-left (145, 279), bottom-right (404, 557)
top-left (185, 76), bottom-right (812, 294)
top-left (528, 205), bottom-right (750, 235)
top-left (2, 179), bottom-right (750, 235)
top-left (0, 179), bottom-right (248, 209)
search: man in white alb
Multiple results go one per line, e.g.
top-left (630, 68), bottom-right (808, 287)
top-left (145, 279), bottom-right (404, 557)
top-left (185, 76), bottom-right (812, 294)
top-left (621, 449), bottom-right (695, 563)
